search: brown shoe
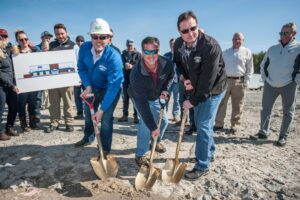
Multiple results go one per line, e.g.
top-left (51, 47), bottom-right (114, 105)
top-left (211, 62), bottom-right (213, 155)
top-left (135, 156), bottom-right (149, 167)
top-left (155, 143), bottom-right (166, 153)
top-left (5, 128), bottom-right (19, 136)
top-left (0, 133), bottom-right (11, 141)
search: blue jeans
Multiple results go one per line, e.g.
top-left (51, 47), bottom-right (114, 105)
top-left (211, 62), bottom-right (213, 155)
top-left (0, 87), bottom-right (18, 133)
top-left (194, 91), bottom-right (225, 171)
top-left (82, 88), bottom-right (121, 152)
top-left (166, 82), bottom-right (181, 117)
top-left (133, 99), bottom-right (168, 157)
top-left (35, 90), bottom-right (42, 118)
top-left (259, 81), bottom-right (298, 138)
top-left (18, 91), bottom-right (38, 118)
top-left (74, 86), bottom-right (83, 115)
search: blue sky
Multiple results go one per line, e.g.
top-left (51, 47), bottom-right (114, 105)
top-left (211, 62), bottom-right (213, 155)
top-left (1, 0), bottom-right (300, 54)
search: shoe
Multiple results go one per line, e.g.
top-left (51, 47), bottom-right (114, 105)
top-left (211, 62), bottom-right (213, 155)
top-left (213, 126), bottom-right (223, 131)
top-left (74, 114), bottom-right (84, 120)
top-left (277, 137), bottom-right (287, 147)
top-left (133, 116), bottom-right (139, 124)
top-left (226, 128), bottom-right (237, 135)
top-left (29, 115), bottom-right (40, 130)
top-left (118, 116), bottom-right (128, 122)
top-left (135, 156), bottom-right (149, 167)
top-left (154, 143), bottom-right (166, 153)
top-left (185, 125), bottom-right (196, 135)
top-left (65, 125), bottom-right (74, 132)
top-left (250, 133), bottom-right (268, 140)
top-left (74, 139), bottom-right (91, 147)
top-left (0, 133), bottom-right (11, 141)
top-left (5, 128), bottom-right (19, 136)
top-left (45, 125), bottom-right (59, 133)
top-left (184, 168), bottom-right (209, 181)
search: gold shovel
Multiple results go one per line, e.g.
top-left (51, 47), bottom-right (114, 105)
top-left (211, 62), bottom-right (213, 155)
top-left (82, 94), bottom-right (119, 180)
top-left (161, 110), bottom-right (188, 183)
top-left (135, 103), bottom-right (165, 190)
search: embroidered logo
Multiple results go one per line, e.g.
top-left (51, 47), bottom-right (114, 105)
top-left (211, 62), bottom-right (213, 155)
top-left (99, 65), bottom-right (107, 71)
top-left (194, 56), bottom-right (202, 63)
top-left (159, 74), bottom-right (166, 79)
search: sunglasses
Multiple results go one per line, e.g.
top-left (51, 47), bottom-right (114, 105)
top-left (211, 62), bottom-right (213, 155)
top-left (91, 35), bottom-right (108, 40)
top-left (279, 32), bottom-right (290, 36)
top-left (77, 40), bottom-right (84, 42)
top-left (0, 35), bottom-right (8, 38)
top-left (19, 38), bottom-right (28, 42)
top-left (180, 26), bottom-right (198, 34)
top-left (143, 49), bottom-right (158, 55)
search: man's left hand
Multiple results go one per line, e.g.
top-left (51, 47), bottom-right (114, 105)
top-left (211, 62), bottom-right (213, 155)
top-left (183, 100), bottom-right (193, 112)
top-left (160, 91), bottom-right (169, 101)
top-left (92, 109), bottom-right (104, 125)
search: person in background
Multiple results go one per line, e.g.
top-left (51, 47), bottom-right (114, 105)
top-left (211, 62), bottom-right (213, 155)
top-left (173, 11), bottom-right (227, 180)
top-left (128, 36), bottom-right (174, 167)
top-left (164, 38), bottom-right (181, 124)
top-left (15, 30), bottom-right (40, 132)
top-left (0, 28), bottom-right (19, 140)
top-left (45, 23), bottom-right (77, 133)
top-left (118, 39), bottom-right (141, 124)
top-left (75, 18), bottom-right (123, 152)
top-left (35, 31), bottom-right (53, 123)
top-left (214, 32), bottom-right (253, 134)
top-left (109, 28), bottom-right (121, 54)
top-left (251, 22), bottom-right (300, 147)
top-left (74, 35), bottom-right (85, 120)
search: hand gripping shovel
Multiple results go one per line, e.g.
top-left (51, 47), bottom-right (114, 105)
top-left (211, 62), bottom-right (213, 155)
top-left (135, 99), bottom-right (166, 190)
top-left (161, 92), bottom-right (192, 183)
top-left (81, 94), bottom-right (119, 180)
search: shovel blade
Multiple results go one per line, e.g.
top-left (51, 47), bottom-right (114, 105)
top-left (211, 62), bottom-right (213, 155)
top-left (90, 155), bottom-right (119, 180)
top-left (161, 159), bottom-right (187, 183)
top-left (135, 165), bottom-right (160, 190)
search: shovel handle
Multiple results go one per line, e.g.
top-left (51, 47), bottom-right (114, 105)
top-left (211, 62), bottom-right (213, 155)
top-left (149, 107), bottom-right (164, 168)
top-left (174, 109), bottom-right (188, 167)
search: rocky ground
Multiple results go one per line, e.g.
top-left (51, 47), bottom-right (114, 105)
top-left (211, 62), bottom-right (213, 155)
top-left (0, 89), bottom-right (300, 200)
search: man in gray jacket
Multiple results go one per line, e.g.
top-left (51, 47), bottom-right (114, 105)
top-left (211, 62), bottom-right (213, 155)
top-left (251, 22), bottom-right (300, 146)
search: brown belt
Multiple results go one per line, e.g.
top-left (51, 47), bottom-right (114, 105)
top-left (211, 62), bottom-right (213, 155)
top-left (227, 76), bottom-right (244, 79)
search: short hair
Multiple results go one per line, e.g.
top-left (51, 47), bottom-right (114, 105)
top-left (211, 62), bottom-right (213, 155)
top-left (15, 30), bottom-right (26, 40)
top-left (141, 36), bottom-right (160, 50)
top-left (54, 23), bottom-right (67, 32)
top-left (233, 32), bottom-right (244, 40)
top-left (177, 11), bottom-right (198, 30)
top-left (169, 38), bottom-right (175, 44)
top-left (282, 22), bottom-right (297, 33)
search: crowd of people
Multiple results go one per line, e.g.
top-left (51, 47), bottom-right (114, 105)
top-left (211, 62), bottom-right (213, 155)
top-left (0, 10), bottom-right (299, 181)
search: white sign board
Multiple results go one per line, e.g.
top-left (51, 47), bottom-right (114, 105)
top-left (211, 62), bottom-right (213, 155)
top-left (13, 50), bottom-right (80, 93)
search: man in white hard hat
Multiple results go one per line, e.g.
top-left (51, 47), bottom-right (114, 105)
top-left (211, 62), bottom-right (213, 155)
top-left (75, 18), bottom-right (124, 153)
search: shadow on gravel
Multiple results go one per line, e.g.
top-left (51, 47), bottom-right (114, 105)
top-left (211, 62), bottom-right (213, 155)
top-left (214, 135), bottom-right (276, 145)
top-left (0, 144), bottom-right (138, 197)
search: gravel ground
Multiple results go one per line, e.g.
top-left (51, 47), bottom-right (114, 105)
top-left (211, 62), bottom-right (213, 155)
top-left (0, 89), bottom-right (300, 200)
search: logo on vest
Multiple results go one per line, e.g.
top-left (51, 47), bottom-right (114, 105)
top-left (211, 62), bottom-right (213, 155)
top-left (194, 56), bottom-right (202, 63)
top-left (99, 65), bottom-right (107, 71)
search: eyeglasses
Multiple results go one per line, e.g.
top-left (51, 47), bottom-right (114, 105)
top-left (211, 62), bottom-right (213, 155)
top-left (279, 32), bottom-right (290, 36)
top-left (91, 35), bottom-right (108, 40)
top-left (0, 35), bottom-right (8, 38)
top-left (19, 38), bottom-right (28, 42)
top-left (143, 49), bottom-right (158, 55)
top-left (180, 26), bottom-right (198, 34)
top-left (77, 40), bottom-right (84, 43)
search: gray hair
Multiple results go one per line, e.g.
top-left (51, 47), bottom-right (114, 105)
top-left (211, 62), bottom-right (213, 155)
top-left (233, 32), bottom-right (244, 40)
top-left (282, 22), bottom-right (297, 33)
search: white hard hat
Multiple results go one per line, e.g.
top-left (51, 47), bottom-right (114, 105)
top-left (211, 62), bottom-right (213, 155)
top-left (89, 18), bottom-right (112, 35)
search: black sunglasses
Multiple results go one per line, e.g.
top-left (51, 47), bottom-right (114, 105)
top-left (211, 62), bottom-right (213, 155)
top-left (279, 32), bottom-right (290, 36)
top-left (19, 38), bottom-right (29, 42)
top-left (0, 35), bottom-right (8, 39)
top-left (180, 26), bottom-right (198, 34)
top-left (91, 35), bottom-right (108, 40)
top-left (143, 49), bottom-right (158, 55)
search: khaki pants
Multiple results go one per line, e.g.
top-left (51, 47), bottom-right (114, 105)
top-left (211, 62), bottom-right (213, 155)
top-left (215, 78), bottom-right (246, 128)
top-left (48, 87), bottom-right (74, 127)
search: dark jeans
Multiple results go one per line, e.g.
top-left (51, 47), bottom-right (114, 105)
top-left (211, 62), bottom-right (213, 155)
top-left (122, 83), bottom-right (137, 117)
top-left (35, 90), bottom-right (43, 118)
top-left (74, 86), bottom-right (83, 115)
top-left (18, 91), bottom-right (38, 118)
top-left (0, 87), bottom-right (18, 133)
top-left (83, 88), bottom-right (121, 152)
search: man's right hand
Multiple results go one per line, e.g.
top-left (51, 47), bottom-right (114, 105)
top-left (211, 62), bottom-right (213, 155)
top-left (151, 128), bottom-right (160, 139)
top-left (184, 80), bottom-right (194, 90)
top-left (81, 86), bottom-right (92, 98)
